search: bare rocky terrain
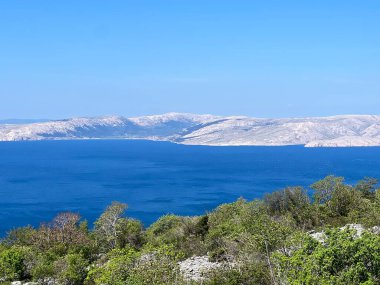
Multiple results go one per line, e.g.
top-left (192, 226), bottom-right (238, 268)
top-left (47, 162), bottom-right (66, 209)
top-left (1, 113), bottom-right (380, 147)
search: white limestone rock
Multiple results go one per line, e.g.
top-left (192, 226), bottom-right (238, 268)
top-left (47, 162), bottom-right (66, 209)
top-left (309, 230), bottom-right (327, 243)
top-left (310, 224), bottom-right (379, 243)
top-left (371, 226), bottom-right (380, 234)
top-left (178, 256), bottom-right (224, 281)
top-left (340, 224), bottom-right (366, 237)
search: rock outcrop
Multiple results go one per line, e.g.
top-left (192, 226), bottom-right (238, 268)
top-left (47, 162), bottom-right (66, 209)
top-left (178, 256), bottom-right (226, 281)
top-left (309, 224), bottom-right (380, 243)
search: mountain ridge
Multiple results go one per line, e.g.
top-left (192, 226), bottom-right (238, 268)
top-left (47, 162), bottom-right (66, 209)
top-left (1, 113), bottom-right (380, 147)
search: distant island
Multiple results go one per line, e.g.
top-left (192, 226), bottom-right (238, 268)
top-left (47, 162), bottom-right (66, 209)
top-left (1, 113), bottom-right (380, 147)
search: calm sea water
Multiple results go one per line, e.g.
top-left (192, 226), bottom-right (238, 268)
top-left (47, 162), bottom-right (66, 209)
top-left (0, 140), bottom-right (380, 236)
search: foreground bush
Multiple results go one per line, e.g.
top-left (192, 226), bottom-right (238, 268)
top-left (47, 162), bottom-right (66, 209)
top-left (0, 246), bottom-right (31, 281)
top-left (0, 176), bottom-right (379, 284)
top-left (275, 229), bottom-right (380, 284)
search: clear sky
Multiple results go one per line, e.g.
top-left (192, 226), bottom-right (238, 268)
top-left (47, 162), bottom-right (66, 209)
top-left (0, 1), bottom-right (379, 119)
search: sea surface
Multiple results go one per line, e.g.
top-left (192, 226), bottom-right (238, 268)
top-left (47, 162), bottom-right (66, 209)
top-left (1, 140), bottom-right (380, 236)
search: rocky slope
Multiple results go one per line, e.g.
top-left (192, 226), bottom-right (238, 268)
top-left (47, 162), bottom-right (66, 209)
top-left (0, 113), bottom-right (379, 147)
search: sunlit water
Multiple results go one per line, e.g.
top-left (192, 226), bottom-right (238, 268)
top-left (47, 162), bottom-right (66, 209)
top-left (1, 140), bottom-right (379, 236)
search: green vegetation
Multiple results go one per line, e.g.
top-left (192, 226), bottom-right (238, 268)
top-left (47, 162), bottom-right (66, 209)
top-left (1, 176), bottom-right (380, 284)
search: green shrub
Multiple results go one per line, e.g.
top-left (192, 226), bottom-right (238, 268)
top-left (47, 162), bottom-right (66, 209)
top-left (205, 198), bottom-right (249, 260)
top-left (0, 246), bottom-right (30, 281)
top-left (85, 247), bottom-right (139, 285)
top-left (264, 187), bottom-right (315, 228)
top-left (355, 177), bottom-right (378, 200)
top-left (145, 214), bottom-right (207, 256)
top-left (205, 261), bottom-right (271, 285)
top-left (146, 214), bottom-right (184, 245)
top-left (115, 218), bottom-right (145, 249)
top-left (55, 253), bottom-right (89, 285)
top-left (206, 199), bottom-right (293, 261)
top-left (3, 226), bottom-right (36, 247)
top-left (127, 244), bottom-right (184, 285)
top-left (312, 176), bottom-right (364, 226)
top-left (275, 229), bottom-right (380, 285)
top-left (31, 259), bottom-right (55, 281)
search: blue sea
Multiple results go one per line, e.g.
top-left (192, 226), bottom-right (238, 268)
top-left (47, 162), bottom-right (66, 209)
top-left (1, 140), bottom-right (380, 236)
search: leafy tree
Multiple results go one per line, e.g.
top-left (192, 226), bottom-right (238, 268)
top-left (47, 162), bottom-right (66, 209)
top-left (355, 177), bottom-right (379, 200)
top-left (264, 187), bottom-right (314, 228)
top-left (353, 189), bottom-right (380, 226)
top-left (27, 212), bottom-right (92, 254)
top-left (328, 183), bottom-right (361, 217)
top-left (4, 226), bottom-right (36, 247)
top-left (94, 202), bottom-right (128, 251)
top-left (311, 175), bottom-right (344, 204)
top-left (205, 198), bottom-right (249, 261)
top-left (311, 176), bottom-right (363, 225)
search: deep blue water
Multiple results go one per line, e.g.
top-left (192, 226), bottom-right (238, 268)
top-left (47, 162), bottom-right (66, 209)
top-left (0, 140), bottom-right (380, 236)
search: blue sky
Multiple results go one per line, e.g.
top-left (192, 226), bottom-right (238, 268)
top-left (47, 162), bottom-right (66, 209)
top-left (0, 1), bottom-right (379, 119)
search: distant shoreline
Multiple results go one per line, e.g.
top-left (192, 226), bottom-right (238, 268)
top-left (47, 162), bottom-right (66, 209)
top-left (1, 137), bottom-right (380, 148)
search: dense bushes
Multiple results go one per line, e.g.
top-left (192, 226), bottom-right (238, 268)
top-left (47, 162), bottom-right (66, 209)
top-left (264, 187), bottom-right (314, 228)
top-left (0, 246), bottom-right (30, 281)
top-left (275, 229), bottom-right (380, 284)
top-left (0, 176), bottom-right (380, 284)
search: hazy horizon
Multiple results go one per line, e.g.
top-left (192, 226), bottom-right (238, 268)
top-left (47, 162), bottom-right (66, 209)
top-left (2, 112), bottom-right (380, 123)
